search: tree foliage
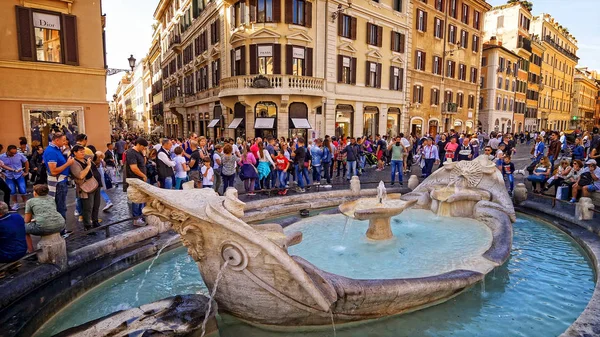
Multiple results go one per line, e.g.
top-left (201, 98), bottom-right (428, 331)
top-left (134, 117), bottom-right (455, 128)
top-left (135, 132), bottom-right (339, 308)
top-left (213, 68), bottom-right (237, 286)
top-left (507, 0), bottom-right (533, 12)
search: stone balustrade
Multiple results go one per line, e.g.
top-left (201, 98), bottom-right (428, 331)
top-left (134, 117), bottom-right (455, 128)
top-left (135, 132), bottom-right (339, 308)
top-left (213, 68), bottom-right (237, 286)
top-left (219, 75), bottom-right (325, 96)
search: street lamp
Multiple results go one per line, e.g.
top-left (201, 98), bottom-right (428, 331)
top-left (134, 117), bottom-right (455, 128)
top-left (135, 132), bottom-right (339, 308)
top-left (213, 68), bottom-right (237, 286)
top-left (331, 0), bottom-right (352, 22)
top-left (128, 54), bottom-right (136, 72)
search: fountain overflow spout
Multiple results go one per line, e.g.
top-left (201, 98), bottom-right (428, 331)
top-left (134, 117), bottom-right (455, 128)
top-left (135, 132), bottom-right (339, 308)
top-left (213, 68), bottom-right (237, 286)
top-left (377, 181), bottom-right (387, 204)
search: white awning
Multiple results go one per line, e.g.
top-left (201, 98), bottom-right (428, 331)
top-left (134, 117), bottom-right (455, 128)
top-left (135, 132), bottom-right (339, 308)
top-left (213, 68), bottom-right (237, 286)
top-left (290, 118), bottom-right (312, 129)
top-left (207, 119), bottom-right (220, 128)
top-left (227, 118), bottom-right (244, 129)
top-left (254, 117), bottom-right (275, 129)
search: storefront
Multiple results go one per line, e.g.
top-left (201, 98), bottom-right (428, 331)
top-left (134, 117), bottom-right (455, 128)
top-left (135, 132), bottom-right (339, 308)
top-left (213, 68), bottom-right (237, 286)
top-left (410, 117), bottom-right (423, 137)
top-left (208, 104), bottom-right (223, 139)
top-left (23, 105), bottom-right (84, 147)
top-left (465, 121), bottom-right (474, 134)
top-left (289, 102), bottom-right (311, 140)
top-left (254, 101), bottom-right (277, 139)
top-left (454, 120), bottom-right (463, 133)
top-left (386, 108), bottom-right (401, 138)
top-left (428, 120), bottom-right (438, 137)
top-left (335, 104), bottom-right (354, 138)
top-left (227, 102), bottom-right (246, 140)
top-left (363, 106), bottom-right (379, 137)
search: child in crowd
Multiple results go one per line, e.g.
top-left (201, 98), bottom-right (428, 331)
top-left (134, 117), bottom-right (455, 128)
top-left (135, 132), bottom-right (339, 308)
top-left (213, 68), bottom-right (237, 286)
top-left (275, 149), bottom-right (290, 195)
top-left (201, 157), bottom-right (214, 189)
top-left (501, 155), bottom-right (515, 195)
top-left (173, 147), bottom-right (189, 189)
top-left (495, 143), bottom-right (506, 169)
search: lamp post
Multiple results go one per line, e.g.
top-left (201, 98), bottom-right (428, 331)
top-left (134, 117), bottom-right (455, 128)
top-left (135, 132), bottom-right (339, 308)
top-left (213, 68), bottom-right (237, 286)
top-left (128, 54), bottom-right (136, 72)
top-left (331, 0), bottom-right (352, 22)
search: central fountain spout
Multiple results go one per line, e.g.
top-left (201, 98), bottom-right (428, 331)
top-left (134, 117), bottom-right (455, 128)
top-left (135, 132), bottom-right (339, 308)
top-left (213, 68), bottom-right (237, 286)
top-left (339, 181), bottom-right (416, 241)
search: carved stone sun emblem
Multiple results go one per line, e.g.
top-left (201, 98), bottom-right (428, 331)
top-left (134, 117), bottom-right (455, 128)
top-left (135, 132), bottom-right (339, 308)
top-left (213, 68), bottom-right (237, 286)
top-left (450, 160), bottom-right (483, 187)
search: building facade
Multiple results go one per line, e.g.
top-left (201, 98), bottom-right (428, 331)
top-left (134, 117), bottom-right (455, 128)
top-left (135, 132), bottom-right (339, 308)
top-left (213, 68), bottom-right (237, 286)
top-left (152, 0), bottom-right (411, 140)
top-left (479, 38), bottom-right (519, 133)
top-left (572, 68), bottom-right (599, 131)
top-left (0, 0), bottom-right (109, 146)
top-left (408, 0), bottom-right (491, 136)
top-left (530, 13), bottom-right (578, 131)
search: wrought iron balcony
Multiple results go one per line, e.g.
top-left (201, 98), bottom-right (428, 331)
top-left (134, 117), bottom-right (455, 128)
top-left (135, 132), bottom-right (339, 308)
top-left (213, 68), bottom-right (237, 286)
top-left (544, 35), bottom-right (578, 62)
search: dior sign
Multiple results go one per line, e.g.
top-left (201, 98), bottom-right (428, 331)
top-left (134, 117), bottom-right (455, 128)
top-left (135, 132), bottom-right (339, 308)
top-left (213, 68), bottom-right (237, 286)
top-left (33, 13), bottom-right (61, 30)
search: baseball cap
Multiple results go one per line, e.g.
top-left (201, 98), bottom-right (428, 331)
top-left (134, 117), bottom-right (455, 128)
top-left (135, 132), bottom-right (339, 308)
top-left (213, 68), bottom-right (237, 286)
top-left (586, 159), bottom-right (597, 165)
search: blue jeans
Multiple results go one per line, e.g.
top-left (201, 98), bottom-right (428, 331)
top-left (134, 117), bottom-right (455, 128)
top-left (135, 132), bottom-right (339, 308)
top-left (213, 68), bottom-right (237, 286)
top-left (100, 189), bottom-right (111, 204)
top-left (423, 158), bottom-right (435, 177)
top-left (6, 176), bottom-right (26, 195)
top-left (548, 155), bottom-right (555, 175)
top-left (76, 197), bottom-right (82, 215)
top-left (506, 173), bottom-right (514, 192)
top-left (391, 160), bottom-right (403, 184)
top-left (359, 155), bottom-right (366, 170)
top-left (132, 202), bottom-right (145, 218)
top-left (346, 161), bottom-right (357, 180)
top-left (55, 181), bottom-right (68, 220)
top-left (160, 176), bottom-right (173, 189)
top-left (295, 164), bottom-right (310, 188)
top-left (277, 170), bottom-right (287, 188)
top-left (175, 177), bottom-right (188, 189)
top-left (322, 162), bottom-right (331, 184)
top-left (312, 165), bottom-right (322, 183)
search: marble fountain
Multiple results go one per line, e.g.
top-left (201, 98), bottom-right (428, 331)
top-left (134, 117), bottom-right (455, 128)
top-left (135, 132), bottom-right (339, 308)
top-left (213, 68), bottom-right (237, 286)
top-left (114, 155), bottom-right (515, 327)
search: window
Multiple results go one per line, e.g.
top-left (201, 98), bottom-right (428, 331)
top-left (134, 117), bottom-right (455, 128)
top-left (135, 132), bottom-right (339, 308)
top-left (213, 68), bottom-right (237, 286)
top-left (497, 77), bottom-right (503, 89)
top-left (468, 95), bottom-right (475, 109)
top-left (505, 79), bottom-right (509, 91)
top-left (503, 97), bottom-right (507, 111)
top-left (448, 25), bottom-right (457, 44)
top-left (461, 4), bottom-right (469, 24)
top-left (393, 0), bottom-right (402, 12)
top-left (435, 0), bottom-right (444, 11)
top-left (460, 30), bottom-right (468, 49)
top-left (497, 15), bottom-right (504, 29)
top-left (444, 90), bottom-right (453, 103)
top-left (291, 47), bottom-right (305, 76)
top-left (212, 59), bottom-right (221, 87)
top-left (391, 32), bottom-right (405, 53)
top-left (449, 0), bottom-right (457, 18)
top-left (292, 0), bottom-right (305, 25)
top-left (16, 8), bottom-right (79, 65)
top-left (255, 101), bottom-right (277, 118)
top-left (446, 60), bottom-right (455, 78)
top-left (367, 23), bottom-right (383, 46)
top-left (482, 57), bottom-right (487, 66)
top-left (413, 85), bottom-right (424, 103)
top-left (256, 0), bottom-right (274, 23)
top-left (232, 1), bottom-right (247, 28)
top-left (390, 66), bottom-right (403, 91)
top-left (509, 99), bottom-right (514, 112)
top-left (210, 18), bottom-right (220, 44)
top-left (433, 56), bottom-right (442, 75)
top-left (338, 14), bottom-right (355, 39)
top-left (416, 9), bottom-right (427, 32)
top-left (430, 88), bottom-right (440, 105)
top-left (498, 57), bottom-right (505, 71)
top-left (232, 46), bottom-right (245, 76)
top-left (511, 80), bottom-right (516, 92)
top-left (472, 35), bottom-right (479, 52)
top-left (257, 45), bottom-right (274, 75)
top-left (458, 64), bottom-right (466, 81)
top-left (496, 96), bottom-right (501, 110)
top-left (470, 67), bottom-right (478, 83)
top-left (474, 11), bottom-right (480, 30)
top-left (479, 96), bottom-right (484, 110)
top-left (415, 50), bottom-right (426, 71)
top-left (434, 18), bottom-right (444, 39)
top-left (457, 93), bottom-right (464, 108)
top-left (338, 55), bottom-right (356, 84)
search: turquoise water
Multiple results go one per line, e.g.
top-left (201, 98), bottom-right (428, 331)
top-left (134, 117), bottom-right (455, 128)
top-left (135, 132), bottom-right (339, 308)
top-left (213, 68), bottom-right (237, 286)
top-left (36, 214), bottom-right (595, 337)
top-left (285, 209), bottom-right (493, 279)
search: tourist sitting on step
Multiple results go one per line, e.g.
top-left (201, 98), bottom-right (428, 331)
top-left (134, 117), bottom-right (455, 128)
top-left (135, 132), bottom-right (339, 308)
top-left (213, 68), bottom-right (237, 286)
top-left (0, 201), bottom-right (27, 265)
top-left (570, 159), bottom-right (600, 203)
top-left (527, 157), bottom-right (551, 194)
top-left (24, 184), bottom-right (66, 252)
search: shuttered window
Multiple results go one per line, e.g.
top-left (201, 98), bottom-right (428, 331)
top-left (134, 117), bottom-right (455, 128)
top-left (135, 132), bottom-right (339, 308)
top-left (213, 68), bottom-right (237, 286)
top-left (391, 31), bottom-right (405, 53)
top-left (16, 6), bottom-right (79, 65)
top-left (389, 66), bottom-right (403, 91)
top-left (286, 45), bottom-right (313, 76)
top-left (338, 14), bottom-right (356, 39)
top-left (285, 0), bottom-right (312, 27)
top-left (250, 44), bottom-right (281, 75)
top-left (338, 55), bottom-right (356, 84)
top-left (367, 23), bottom-right (383, 47)
top-left (365, 61), bottom-right (381, 88)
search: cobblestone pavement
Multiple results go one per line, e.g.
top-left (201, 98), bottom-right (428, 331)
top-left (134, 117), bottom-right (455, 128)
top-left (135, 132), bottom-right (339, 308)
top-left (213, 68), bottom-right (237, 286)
top-left (23, 140), bottom-right (535, 252)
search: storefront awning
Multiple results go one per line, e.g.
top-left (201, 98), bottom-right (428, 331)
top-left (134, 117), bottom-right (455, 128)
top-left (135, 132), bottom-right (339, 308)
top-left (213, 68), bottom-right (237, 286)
top-left (227, 118), bottom-right (244, 129)
top-left (207, 119), bottom-right (220, 128)
top-left (254, 117), bottom-right (275, 129)
top-left (290, 118), bottom-right (312, 129)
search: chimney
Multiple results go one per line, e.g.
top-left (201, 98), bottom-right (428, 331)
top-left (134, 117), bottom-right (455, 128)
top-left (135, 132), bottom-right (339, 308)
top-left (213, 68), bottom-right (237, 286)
top-left (489, 36), bottom-right (498, 45)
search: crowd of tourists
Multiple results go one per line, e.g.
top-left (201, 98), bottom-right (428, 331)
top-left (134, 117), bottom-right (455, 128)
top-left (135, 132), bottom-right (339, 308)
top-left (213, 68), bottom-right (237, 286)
top-left (1, 126), bottom-right (599, 268)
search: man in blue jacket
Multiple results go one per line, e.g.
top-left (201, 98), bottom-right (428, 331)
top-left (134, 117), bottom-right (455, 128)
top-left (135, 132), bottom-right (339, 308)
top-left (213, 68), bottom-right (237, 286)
top-left (0, 202), bottom-right (27, 264)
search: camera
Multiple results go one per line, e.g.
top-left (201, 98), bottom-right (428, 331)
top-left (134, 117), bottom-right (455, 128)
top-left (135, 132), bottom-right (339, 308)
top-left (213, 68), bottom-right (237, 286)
top-left (396, 142), bottom-right (400, 146)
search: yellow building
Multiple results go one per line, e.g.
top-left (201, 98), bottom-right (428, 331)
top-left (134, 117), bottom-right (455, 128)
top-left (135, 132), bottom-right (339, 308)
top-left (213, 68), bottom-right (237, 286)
top-left (0, 0), bottom-right (109, 147)
top-left (525, 37), bottom-right (544, 131)
top-left (408, 0), bottom-right (491, 136)
top-left (531, 13), bottom-right (578, 131)
top-left (479, 38), bottom-right (519, 133)
top-left (153, 0), bottom-right (411, 140)
top-left (573, 68), bottom-right (599, 131)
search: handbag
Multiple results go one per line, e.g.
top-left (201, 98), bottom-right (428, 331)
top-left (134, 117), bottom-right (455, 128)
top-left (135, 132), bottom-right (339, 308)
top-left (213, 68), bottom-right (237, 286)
top-left (104, 171), bottom-right (113, 190)
top-left (578, 172), bottom-right (593, 186)
top-left (556, 185), bottom-right (569, 201)
top-left (80, 176), bottom-right (99, 193)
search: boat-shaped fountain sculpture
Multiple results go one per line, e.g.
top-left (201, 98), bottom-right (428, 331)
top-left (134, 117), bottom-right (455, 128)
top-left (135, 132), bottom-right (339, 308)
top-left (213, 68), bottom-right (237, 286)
top-left (126, 155), bottom-right (515, 326)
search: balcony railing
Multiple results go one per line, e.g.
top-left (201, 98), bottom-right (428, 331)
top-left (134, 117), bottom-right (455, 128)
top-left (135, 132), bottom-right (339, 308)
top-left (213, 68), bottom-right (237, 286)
top-left (518, 37), bottom-right (532, 53)
top-left (442, 102), bottom-right (458, 113)
top-left (220, 75), bottom-right (325, 93)
top-left (544, 35), bottom-right (579, 62)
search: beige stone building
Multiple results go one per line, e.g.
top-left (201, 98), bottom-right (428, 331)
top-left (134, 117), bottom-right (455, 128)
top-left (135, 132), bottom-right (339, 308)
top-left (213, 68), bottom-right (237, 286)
top-left (530, 13), bottom-right (578, 131)
top-left (152, 0), bottom-right (411, 140)
top-left (407, 0), bottom-right (491, 136)
top-left (572, 68), bottom-right (599, 131)
top-left (0, 0), bottom-right (109, 146)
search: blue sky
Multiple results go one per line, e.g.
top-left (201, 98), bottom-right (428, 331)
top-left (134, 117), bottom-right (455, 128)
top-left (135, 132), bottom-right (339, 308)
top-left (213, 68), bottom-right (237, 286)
top-left (103, 0), bottom-right (600, 101)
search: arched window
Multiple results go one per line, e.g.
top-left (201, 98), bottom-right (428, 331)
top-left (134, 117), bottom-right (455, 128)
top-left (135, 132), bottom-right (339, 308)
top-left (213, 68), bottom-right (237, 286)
top-left (289, 102), bottom-right (310, 139)
top-left (363, 106), bottom-right (379, 137)
top-left (335, 105), bottom-right (354, 138)
top-left (254, 101), bottom-right (277, 138)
